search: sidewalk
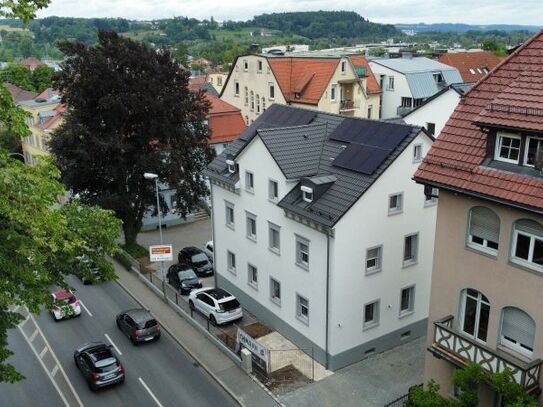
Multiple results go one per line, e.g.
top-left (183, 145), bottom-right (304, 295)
top-left (113, 260), bottom-right (280, 407)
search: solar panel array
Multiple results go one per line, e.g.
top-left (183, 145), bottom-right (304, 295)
top-left (330, 118), bottom-right (412, 175)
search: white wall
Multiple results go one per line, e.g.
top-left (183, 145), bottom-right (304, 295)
top-left (403, 89), bottom-right (460, 137)
top-left (211, 136), bottom-right (329, 349)
top-left (221, 55), bottom-right (286, 125)
top-left (328, 132), bottom-right (436, 356)
top-left (369, 62), bottom-right (412, 119)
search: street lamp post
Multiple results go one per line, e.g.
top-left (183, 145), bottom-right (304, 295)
top-left (144, 172), bottom-right (167, 302)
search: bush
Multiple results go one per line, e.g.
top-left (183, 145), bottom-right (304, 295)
top-left (114, 250), bottom-right (133, 271)
top-left (121, 242), bottom-right (148, 259)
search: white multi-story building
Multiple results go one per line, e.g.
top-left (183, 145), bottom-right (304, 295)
top-left (206, 104), bottom-right (436, 370)
top-left (369, 56), bottom-right (462, 120)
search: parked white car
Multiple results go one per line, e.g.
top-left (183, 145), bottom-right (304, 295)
top-left (51, 290), bottom-right (81, 321)
top-left (188, 288), bottom-right (242, 325)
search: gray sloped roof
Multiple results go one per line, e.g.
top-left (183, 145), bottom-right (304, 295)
top-left (205, 104), bottom-right (422, 228)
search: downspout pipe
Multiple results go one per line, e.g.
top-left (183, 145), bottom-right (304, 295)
top-left (325, 228), bottom-right (331, 370)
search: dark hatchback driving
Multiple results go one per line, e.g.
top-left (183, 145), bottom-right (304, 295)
top-left (74, 342), bottom-right (125, 391)
top-left (116, 309), bottom-right (161, 344)
top-left (178, 247), bottom-right (213, 277)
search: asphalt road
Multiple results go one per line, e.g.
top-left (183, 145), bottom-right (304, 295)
top-left (31, 274), bottom-right (239, 407)
top-left (0, 328), bottom-right (65, 407)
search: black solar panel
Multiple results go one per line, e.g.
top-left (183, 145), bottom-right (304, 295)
top-left (329, 117), bottom-right (411, 149)
top-left (332, 144), bottom-right (391, 175)
top-left (239, 105), bottom-right (317, 141)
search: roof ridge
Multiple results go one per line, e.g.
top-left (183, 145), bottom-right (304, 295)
top-left (257, 121), bottom-right (326, 134)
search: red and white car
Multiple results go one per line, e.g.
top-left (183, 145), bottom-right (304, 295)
top-left (50, 290), bottom-right (81, 321)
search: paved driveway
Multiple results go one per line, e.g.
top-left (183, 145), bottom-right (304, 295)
top-left (279, 336), bottom-right (426, 407)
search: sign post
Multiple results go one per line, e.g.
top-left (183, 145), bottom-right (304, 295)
top-left (149, 245), bottom-right (173, 302)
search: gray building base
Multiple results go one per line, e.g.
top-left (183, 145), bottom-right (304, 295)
top-left (218, 274), bottom-right (427, 371)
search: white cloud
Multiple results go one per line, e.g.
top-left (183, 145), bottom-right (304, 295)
top-left (36, 0), bottom-right (542, 26)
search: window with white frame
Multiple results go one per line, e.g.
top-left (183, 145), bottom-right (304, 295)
top-left (460, 288), bottom-right (490, 342)
top-left (296, 294), bottom-right (309, 323)
top-left (341, 61), bottom-right (346, 73)
top-left (269, 83), bottom-right (275, 100)
top-left (403, 233), bottom-right (419, 266)
top-left (367, 104), bottom-right (373, 119)
top-left (217, 76), bottom-right (223, 86)
top-left (331, 84), bottom-right (337, 101)
top-left (500, 307), bottom-right (535, 358)
top-left (413, 144), bottom-right (423, 163)
top-left (511, 219), bottom-right (543, 272)
top-left (365, 246), bottom-right (382, 274)
top-left (248, 264), bottom-right (258, 288)
top-left (225, 201), bottom-right (235, 228)
top-left (524, 136), bottom-right (543, 167)
top-left (262, 97), bottom-right (266, 111)
top-left (400, 286), bottom-right (415, 316)
top-left (270, 278), bottom-right (281, 305)
top-left (268, 179), bottom-right (279, 201)
top-left (387, 76), bottom-right (394, 90)
top-left (467, 206), bottom-right (500, 254)
top-left (227, 251), bottom-right (236, 274)
top-left (388, 192), bottom-right (403, 215)
top-left (250, 91), bottom-right (254, 111)
top-left (246, 212), bottom-right (257, 241)
top-left (424, 187), bottom-right (439, 206)
top-left (301, 185), bottom-right (313, 202)
top-left (363, 300), bottom-right (379, 329)
top-left (245, 171), bottom-right (254, 192)
top-left (495, 132), bottom-right (521, 164)
top-left (235, 81), bottom-right (240, 96)
top-left (268, 222), bottom-right (280, 253)
top-left (296, 236), bottom-right (309, 269)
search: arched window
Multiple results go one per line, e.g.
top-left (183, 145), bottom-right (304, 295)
top-left (500, 307), bottom-right (535, 358)
top-left (244, 87), bottom-right (249, 106)
top-left (262, 97), bottom-right (266, 112)
top-left (467, 206), bottom-right (500, 254)
top-left (256, 94), bottom-right (260, 113)
top-left (460, 288), bottom-right (490, 342)
top-left (511, 219), bottom-right (543, 271)
top-left (250, 91), bottom-right (254, 111)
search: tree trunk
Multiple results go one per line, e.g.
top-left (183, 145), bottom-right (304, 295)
top-left (122, 217), bottom-right (142, 247)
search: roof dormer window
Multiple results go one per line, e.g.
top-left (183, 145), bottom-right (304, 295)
top-left (226, 159), bottom-right (236, 174)
top-left (525, 136), bottom-right (543, 168)
top-left (495, 132), bottom-right (521, 164)
top-left (301, 185), bottom-right (313, 203)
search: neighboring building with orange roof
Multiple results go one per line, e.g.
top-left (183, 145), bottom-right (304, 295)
top-left (438, 50), bottom-right (504, 83)
top-left (17, 89), bottom-right (64, 165)
top-left (22, 57), bottom-right (41, 71)
top-left (220, 54), bottom-right (381, 125)
top-left (3, 82), bottom-right (37, 102)
top-left (205, 93), bottom-right (246, 155)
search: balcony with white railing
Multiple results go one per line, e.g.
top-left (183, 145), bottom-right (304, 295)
top-left (429, 315), bottom-right (543, 393)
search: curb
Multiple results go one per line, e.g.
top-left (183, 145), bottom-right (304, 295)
top-left (115, 271), bottom-right (246, 407)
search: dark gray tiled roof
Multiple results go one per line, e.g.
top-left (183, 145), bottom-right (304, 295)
top-left (205, 104), bottom-right (423, 228)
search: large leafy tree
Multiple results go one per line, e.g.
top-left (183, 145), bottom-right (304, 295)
top-left (50, 31), bottom-right (213, 245)
top-left (0, 152), bottom-right (121, 382)
top-left (0, 0), bottom-right (50, 22)
top-left (0, 84), bottom-right (30, 152)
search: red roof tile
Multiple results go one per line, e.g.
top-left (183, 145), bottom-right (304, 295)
top-left (267, 58), bottom-right (339, 105)
top-left (42, 103), bottom-right (66, 130)
top-left (438, 51), bottom-right (504, 82)
top-left (415, 30), bottom-right (543, 211)
top-left (348, 55), bottom-right (381, 94)
top-left (205, 94), bottom-right (246, 144)
top-left (3, 82), bottom-right (37, 102)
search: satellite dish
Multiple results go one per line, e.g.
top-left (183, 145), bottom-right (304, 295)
top-left (534, 147), bottom-right (543, 173)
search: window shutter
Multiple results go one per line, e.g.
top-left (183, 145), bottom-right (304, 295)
top-left (470, 207), bottom-right (500, 243)
top-left (501, 307), bottom-right (535, 349)
top-left (516, 219), bottom-right (543, 237)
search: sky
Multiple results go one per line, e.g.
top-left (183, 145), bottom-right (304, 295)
top-left (36, 0), bottom-right (540, 26)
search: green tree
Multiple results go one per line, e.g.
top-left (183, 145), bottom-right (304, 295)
top-left (0, 0), bottom-right (50, 22)
top-left (49, 31), bottom-right (212, 246)
top-left (0, 64), bottom-right (33, 91)
top-left (172, 42), bottom-right (189, 66)
top-left (31, 64), bottom-right (54, 93)
top-left (0, 151), bottom-right (121, 382)
top-left (0, 84), bottom-right (30, 152)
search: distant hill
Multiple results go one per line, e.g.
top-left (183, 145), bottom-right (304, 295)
top-left (251, 11), bottom-right (399, 39)
top-left (395, 23), bottom-right (540, 33)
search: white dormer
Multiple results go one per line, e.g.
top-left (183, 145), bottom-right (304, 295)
top-left (226, 159), bottom-right (236, 173)
top-left (301, 185), bottom-right (313, 202)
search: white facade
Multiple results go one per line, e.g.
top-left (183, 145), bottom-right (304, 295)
top-left (210, 128), bottom-right (436, 369)
top-left (403, 88), bottom-right (463, 137)
top-left (368, 63), bottom-right (412, 119)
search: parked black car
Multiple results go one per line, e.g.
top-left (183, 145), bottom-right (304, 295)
top-left (74, 342), bottom-right (124, 391)
top-left (178, 247), bottom-right (213, 277)
top-left (116, 309), bottom-right (161, 344)
top-left (167, 264), bottom-right (202, 294)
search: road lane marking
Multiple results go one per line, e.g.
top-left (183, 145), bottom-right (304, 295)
top-left (51, 365), bottom-right (59, 377)
top-left (19, 316), bottom-right (29, 327)
top-left (39, 346), bottom-right (48, 358)
top-left (79, 300), bottom-right (93, 317)
top-left (104, 333), bottom-right (122, 355)
top-left (30, 328), bottom-right (39, 342)
top-left (139, 377), bottom-right (164, 407)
